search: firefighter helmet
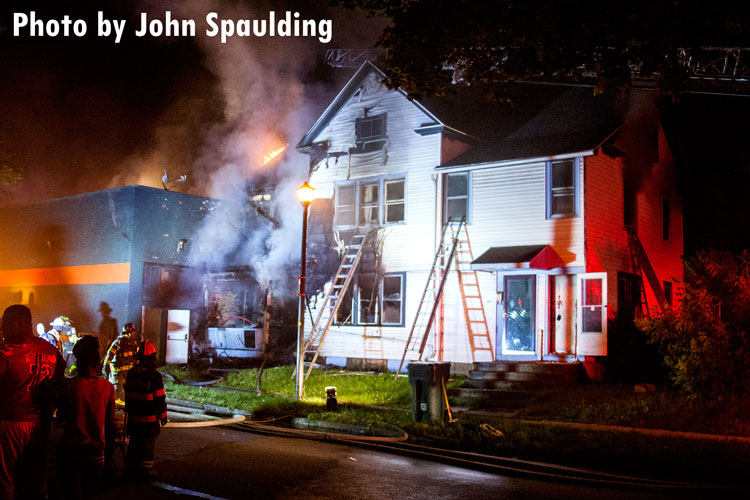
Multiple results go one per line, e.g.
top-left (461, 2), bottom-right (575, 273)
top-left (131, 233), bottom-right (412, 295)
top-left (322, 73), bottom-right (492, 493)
top-left (138, 340), bottom-right (157, 357)
top-left (50, 316), bottom-right (66, 328)
top-left (122, 323), bottom-right (136, 335)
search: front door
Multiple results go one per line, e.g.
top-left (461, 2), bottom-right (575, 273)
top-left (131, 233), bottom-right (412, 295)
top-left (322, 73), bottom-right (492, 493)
top-left (551, 274), bottom-right (575, 354)
top-left (576, 273), bottom-right (608, 355)
top-left (503, 275), bottom-right (535, 355)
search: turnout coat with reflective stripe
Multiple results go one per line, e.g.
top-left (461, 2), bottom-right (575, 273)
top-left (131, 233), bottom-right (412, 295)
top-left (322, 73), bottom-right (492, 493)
top-left (124, 365), bottom-right (166, 437)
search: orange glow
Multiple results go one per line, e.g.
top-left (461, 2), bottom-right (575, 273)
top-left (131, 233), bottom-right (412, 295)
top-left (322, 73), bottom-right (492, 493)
top-left (262, 145), bottom-right (287, 165)
top-left (0, 263), bottom-right (131, 287)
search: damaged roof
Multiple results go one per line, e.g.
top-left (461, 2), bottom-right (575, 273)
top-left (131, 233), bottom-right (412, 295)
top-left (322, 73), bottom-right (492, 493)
top-left (298, 61), bottom-right (628, 166)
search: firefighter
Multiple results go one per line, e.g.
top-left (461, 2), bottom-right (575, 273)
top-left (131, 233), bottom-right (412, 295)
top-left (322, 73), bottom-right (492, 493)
top-left (0, 305), bottom-right (65, 500)
top-left (59, 317), bottom-right (79, 376)
top-left (41, 316), bottom-right (65, 351)
top-left (124, 340), bottom-right (167, 482)
top-left (103, 323), bottom-right (138, 404)
top-left (57, 336), bottom-right (115, 500)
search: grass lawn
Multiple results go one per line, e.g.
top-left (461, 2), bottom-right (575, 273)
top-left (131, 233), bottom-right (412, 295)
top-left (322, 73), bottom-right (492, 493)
top-left (159, 364), bottom-right (750, 484)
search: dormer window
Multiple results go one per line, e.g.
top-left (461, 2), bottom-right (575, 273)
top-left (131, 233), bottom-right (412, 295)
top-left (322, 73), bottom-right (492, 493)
top-left (356, 114), bottom-right (386, 142)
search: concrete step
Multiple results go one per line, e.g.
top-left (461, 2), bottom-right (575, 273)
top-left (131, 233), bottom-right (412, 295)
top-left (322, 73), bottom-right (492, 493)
top-left (455, 361), bottom-right (583, 410)
top-left (448, 388), bottom-right (536, 410)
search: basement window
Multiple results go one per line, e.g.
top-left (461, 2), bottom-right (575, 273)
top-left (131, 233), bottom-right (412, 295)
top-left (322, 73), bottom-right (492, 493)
top-left (546, 158), bottom-right (578, 219)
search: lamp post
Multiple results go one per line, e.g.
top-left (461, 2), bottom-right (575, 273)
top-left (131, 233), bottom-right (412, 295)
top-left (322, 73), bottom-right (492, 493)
top-left (295, 181), bottom-right (315, 400)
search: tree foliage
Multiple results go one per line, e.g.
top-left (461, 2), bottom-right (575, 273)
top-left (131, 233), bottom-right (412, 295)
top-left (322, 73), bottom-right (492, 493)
top-left (637, 251), bottom-right (750, 399)
top-left (334, 0), bottom-right (750, 100)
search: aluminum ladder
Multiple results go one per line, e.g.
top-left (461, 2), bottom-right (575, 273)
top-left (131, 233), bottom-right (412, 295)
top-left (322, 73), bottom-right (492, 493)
top-left (395, 219), bottom-right (464, 376)
top-left (450, 222), bottom-right (494, 362)
top-left (297, 230), bottom-right (373, 379)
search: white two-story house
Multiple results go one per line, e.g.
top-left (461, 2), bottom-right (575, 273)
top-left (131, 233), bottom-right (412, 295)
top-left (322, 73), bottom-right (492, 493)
top-left (297, 62), bottom-right (683, 374)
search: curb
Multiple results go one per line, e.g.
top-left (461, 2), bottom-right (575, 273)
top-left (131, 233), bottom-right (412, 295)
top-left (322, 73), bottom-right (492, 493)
top-left (290, 418), bottom-right (405, 438)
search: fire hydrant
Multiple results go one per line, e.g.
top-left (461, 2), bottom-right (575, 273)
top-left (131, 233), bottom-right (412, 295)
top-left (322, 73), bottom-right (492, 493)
top-left (325, 386), bottom-right (338, 412)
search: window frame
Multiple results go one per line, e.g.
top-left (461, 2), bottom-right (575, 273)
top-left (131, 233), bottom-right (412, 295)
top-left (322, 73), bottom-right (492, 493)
top-left (336, 272), bottom-right (406, 327)
top-left (443, 171), bottom-right (471, 225)
top-left (355, 114), bottom-right (387, 143)
top-left (381, 273), bottom-right (406, 326)
top-left (334, 176), bottom-right (406, 229)
top-left (662, 196), bottom-right (671, 241)
top-left (545, 158), bottom-right (579, 220)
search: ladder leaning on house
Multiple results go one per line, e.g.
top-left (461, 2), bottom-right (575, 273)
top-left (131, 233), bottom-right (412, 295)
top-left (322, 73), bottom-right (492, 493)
top-left (451, 222), bottom-right (494, 362)
top-left (395, 219), bottom-right (463, 376)
top-left (293, 230), bottom-right (373, 379)
top-left (625, 226), bottom-right (668, 314)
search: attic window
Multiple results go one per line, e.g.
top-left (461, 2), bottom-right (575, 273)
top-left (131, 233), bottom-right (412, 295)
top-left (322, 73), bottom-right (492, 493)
top-left (356, 114), bottom-right (386, 142)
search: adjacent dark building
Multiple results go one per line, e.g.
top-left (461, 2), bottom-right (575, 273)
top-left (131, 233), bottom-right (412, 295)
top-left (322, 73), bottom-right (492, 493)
top-left (0, 185), bottom-right (268, 364)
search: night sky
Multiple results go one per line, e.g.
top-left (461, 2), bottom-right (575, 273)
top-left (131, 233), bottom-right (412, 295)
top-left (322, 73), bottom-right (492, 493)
top-left (1, 1), bottom-right (748, 255)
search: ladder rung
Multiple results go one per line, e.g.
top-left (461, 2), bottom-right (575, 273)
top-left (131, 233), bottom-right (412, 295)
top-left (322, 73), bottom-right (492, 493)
top-left (337, 274), bottom-right (348, 279)
top-left (342, 264), bottom-right (352, 268)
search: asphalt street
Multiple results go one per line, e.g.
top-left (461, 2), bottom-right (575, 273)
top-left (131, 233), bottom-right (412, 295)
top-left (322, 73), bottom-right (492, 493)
top-left (91, 425), bottom-right (741, 500)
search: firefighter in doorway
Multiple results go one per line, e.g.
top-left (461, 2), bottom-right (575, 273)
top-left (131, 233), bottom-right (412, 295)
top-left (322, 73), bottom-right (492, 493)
top-left (103, 323), bottom-right (138, 404)
top-left (124, 340), bottom-right (167, 482)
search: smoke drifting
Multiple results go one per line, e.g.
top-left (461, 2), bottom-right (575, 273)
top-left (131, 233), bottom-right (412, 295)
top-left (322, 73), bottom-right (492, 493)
top-left (0, 0), bottom-right (386, 292)
top-left (137, 0), bottom-right (331, 292)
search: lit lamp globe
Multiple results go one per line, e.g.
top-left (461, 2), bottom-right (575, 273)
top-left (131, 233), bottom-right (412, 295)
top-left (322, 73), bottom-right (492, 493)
top-left (296, 182), bottom-right (315, 206)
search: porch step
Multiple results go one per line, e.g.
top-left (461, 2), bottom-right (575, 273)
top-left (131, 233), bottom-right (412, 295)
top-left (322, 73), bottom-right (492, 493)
top-left (452, 361), bottom-right (583, 410)
top-left (448, 388), bottom-right (536, 411)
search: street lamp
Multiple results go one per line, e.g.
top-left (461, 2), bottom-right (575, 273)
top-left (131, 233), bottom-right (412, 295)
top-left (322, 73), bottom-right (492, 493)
top-left (295, 181), bottom-right (315, 400)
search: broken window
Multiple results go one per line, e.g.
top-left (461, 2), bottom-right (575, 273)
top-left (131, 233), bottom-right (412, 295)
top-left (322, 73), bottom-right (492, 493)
top-left (384, 179), bottom-right (405, 223)
top-left (546, 159), bottom-right (578, 218)
top-left (335, 285), bottom-right (353, 325)
top-left (334, 177), bottom-right (405, 228)
top-left (359, 182), bottom-right (379, 225)
top-left (356, 114), bottom-right (386, 142)
top-left (357, 273), bottom-right (378, 325)
top-left (382, 274), bottom-right (404, 325)
top-left (443, 172), bottom-right (469, 224)
top-left (335, 184), bottom-right (356, 227)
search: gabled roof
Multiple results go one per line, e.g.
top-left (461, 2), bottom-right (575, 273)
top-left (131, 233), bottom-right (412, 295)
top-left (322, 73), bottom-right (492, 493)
top-left (298, 62), bottom-right (628, 166)
top-left (439, 87), bottom-right (627, 167)
top-left (297, 61), bottom-right (476, 152)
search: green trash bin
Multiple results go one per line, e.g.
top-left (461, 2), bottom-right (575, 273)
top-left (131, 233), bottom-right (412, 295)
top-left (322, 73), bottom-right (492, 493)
top-left (407, 361), bottom-right (451, 423)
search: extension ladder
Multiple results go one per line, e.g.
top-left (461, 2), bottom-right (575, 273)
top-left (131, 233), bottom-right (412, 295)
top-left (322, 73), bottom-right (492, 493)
top-left (450, 223), bottom-right (494, 362)
top-left (296, 230), bottom-right (373, 379)
top-left (395, 219), bottom-right (464, 375)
